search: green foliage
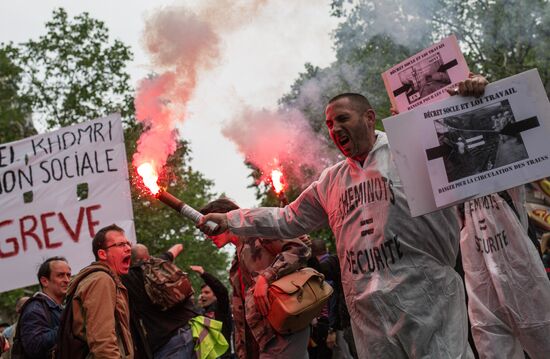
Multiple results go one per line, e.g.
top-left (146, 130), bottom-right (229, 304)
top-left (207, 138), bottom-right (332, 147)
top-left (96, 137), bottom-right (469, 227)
top-left (0, 287), bottom-right (36, 323)
top-left (14, 8), bottom-right (135, 129)
top-left (430, 0), bottom-right (550, 92)
top-left (0, 45), bottom-right (35, 143)
top-left (283, 0), bottom-right (550, 144)
top-left (0, 8), bottom-right (229, 321)
top-left (259, 0), bottom-right (550, 245)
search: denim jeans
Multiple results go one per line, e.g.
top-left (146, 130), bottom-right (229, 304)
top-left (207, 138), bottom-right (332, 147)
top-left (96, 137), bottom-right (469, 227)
top-left (154, 326), bottom-right (194, 359)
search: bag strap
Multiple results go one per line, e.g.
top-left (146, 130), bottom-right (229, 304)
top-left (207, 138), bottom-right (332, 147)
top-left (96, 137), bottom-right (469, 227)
top-left (114, 310), bottom-right (130, 356)
top-left (54, 266), bottom-right (115, 358)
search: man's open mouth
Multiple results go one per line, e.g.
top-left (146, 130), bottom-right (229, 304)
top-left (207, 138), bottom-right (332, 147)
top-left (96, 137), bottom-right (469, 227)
top-left (338, 134), bottom-right (350, 147)
top-left (122, 255), bottom-right (131, 266)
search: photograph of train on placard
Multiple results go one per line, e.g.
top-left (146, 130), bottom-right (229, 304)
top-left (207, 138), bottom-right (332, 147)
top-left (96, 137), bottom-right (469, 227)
top-left (433, 99), bottom-right (529, 182)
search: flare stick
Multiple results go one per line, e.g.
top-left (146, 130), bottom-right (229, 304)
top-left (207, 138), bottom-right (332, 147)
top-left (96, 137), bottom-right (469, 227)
top-left (156, 190), bottom-right (218, 232)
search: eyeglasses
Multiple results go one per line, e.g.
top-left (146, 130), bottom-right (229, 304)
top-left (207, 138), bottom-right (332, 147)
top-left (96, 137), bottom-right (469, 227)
top-left (104, 241), bottom-right (131, 250)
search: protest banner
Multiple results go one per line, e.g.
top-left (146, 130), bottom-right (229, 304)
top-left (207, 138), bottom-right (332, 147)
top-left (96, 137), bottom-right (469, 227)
top-left (0, 114), bottom-right (135, 292)
top-left (383, 69), bottom-right (550, 216)
top-left (382, 34), bottom-right (469, 113)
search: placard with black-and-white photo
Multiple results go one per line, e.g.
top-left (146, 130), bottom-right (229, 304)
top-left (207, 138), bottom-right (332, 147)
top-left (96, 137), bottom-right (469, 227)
top-left (382, 34), bottom-right (469, 113)
top-left (383, 69), bottom-right (550, 216)
top-left (432, 99), bottom-right (529, 182)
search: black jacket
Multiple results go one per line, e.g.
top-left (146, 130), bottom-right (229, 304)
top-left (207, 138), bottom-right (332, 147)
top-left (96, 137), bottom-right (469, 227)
top-left (121, 252), bottom-right (196, 358)
top-left (200, 271), bottom-right (232, 348)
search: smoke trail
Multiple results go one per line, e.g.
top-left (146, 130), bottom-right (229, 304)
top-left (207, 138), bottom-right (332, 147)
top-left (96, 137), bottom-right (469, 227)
top-left (133, 5), bottom-right (220, 173)
top-left (198, 0), bottom-right (268, 31)
top-left (280, 0), bottom-right (439, 125)
top-left (222, 106), bottom-right (338, 189)
top-left (133, 1), bottom-right (268, 174)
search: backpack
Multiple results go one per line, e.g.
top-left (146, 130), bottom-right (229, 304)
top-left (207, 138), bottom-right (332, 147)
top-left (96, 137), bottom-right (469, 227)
top-left (53, 266), bottom-right (114, 359)
top-left (140, 257), bottom-right (193, 310)
top-left (11, 294), bottom-right (52, 359)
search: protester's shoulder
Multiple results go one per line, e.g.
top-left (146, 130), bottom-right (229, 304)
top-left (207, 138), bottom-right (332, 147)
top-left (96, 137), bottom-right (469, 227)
top-left (318, 159), bottom-right (347, 180)
top-left (83, 270), bottom-right (114, 282)
top-left (74, 265), bottom-right (116, 294)
top-left (19, 295), bottom-right (52, 324)
top-left (374, 130), bottom-right (389, 149)
top-left (20, 296), bottom-right (45, 316)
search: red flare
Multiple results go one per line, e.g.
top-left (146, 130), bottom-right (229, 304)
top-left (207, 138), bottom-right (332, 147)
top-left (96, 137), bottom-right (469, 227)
top-left (271, 169), bottom-right (285, 194)
top-left (137, 162), bottom-right (160, 195)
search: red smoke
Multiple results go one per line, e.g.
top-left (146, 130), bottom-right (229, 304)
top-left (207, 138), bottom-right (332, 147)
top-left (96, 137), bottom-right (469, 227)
top-left (133, 6), bottom-right (221, 178)
top-left (132, 1), bottom-right (331, 196)
top-left (223, 107), bottom-right (337, 189)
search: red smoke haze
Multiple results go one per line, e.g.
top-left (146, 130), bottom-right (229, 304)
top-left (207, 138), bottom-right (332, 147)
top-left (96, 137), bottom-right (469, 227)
top-left (223, 107), bottom-right (337, 189)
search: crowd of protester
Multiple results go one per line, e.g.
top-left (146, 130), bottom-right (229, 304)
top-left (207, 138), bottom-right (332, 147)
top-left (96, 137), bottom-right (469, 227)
top-left (2, 221), bottom-right (547, 359)
top-left (1, 76), bottom-right (550, 359)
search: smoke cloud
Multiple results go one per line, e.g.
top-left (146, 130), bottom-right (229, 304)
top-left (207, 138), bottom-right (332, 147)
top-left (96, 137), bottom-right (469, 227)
top-left (133, 1), bottom-right (268, 174)
top-left (222, 106), bottom-right (337, 189)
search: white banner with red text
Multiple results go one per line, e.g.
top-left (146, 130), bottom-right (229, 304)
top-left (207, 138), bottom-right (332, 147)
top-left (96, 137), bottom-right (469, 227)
top-left (0, 114), bottom-right (135, 292)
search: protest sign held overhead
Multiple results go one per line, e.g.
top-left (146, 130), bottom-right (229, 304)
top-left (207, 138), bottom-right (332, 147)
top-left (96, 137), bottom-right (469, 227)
top-left (382, 35), bottom-right (469, 113)
top-left (0, 114), bottom-right (135, 292)
top-left (383, 69), bottom-right (550, 216)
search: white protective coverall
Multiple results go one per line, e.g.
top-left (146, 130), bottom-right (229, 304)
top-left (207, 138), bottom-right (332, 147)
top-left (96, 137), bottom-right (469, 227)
top-left (461, 187), bottom-right (550, 359)
top-left (227, 131), bottom-right (474, 358)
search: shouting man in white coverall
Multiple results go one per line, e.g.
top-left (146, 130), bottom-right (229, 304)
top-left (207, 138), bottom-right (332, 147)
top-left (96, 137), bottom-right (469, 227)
top-left (198, 78), bottom-right (486, 358)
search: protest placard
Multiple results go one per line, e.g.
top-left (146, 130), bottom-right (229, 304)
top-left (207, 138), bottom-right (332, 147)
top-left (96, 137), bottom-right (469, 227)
top-left (383, 69), bottom-right (550, 216)
top-left (0, 114), bottom-right (135, 292)
top-left (382, 34), bottom-right (469, 113)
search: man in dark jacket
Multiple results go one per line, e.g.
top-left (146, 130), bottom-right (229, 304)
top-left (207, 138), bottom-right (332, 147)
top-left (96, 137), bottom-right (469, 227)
top-left (18, 257), bottom-right (71, 359)
top-left (122, 243), bottom-right (196, 359)
top-left (190, 265), bottom-right (232, 358)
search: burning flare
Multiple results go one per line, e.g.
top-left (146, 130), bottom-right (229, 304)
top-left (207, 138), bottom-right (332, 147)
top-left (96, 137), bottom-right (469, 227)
top-left (137, 162), bottom-right (160, 195)
top-left (270, 169), bottom-right (285, 194)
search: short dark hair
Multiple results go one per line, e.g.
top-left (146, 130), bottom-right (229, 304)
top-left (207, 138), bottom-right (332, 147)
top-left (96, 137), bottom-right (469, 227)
top-left (328, 93), bottom-right (372, 114)
top-left (311, 239), bottom-right (327, 257)
top-left (37, 256), bottom-right (68, 289)
top-left (200, 198), bottom-right (239, 215)
top-left (92, 224), bottom-right (125, 260)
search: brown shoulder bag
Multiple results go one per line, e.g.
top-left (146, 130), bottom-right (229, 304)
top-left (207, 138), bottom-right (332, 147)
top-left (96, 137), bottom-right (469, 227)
top-left (267, 267), bottom-right (333, 334)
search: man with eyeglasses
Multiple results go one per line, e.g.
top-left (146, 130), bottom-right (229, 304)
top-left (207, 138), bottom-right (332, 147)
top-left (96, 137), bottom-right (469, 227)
top-left (63, 224), bottom-right (134, 358)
